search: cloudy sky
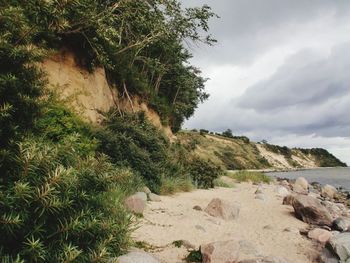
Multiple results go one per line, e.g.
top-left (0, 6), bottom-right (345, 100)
top-left (182, 0), bottom-right (350, 165)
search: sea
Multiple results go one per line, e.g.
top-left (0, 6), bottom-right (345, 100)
top-left (266, 167), bottom-right (350, 190)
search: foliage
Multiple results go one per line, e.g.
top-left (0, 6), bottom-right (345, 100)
top-left (188, 157), bottom-right (224, 189)
top-left (96, 111), bottom-right (185, 193)
top-left (213, 177), bottom-right (235, 188)
top-left (199, 129), bottom-right (209, 135)
top-left (222, 129), bottom-right (233, 138)
top-left (228, 171), bottom-right (272, 184)
top-left (0, 138), bottom-right (141, 262)
top-left (186, 249), bottom-right (202, 262)
top-left (298, 148), bottom-right (347, 167)
top-left (159, 176), bottom-right (193, 195)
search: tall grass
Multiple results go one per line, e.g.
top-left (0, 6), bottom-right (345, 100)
top-left (159, 177), bottom-right (193, 195)
top-left (228, 171), bottom-right (272, 184)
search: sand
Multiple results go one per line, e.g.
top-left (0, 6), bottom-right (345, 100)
top-left (133, 182), bottom-right (319, 262)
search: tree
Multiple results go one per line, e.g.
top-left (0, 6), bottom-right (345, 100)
top-left (222, 129), bottom-right (234, 138)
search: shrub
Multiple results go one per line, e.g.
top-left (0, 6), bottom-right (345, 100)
top-left (159, 177), bottom-right (193, 195)
top-left (228, 171), bottom-right (272, 184)
top-left (188, 158), bottom-right (224, 189)
top-left (0, 138), bottom-right (141, 262)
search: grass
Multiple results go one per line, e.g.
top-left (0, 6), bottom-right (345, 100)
top-left (213, 177), bottom-right (235, 188)
top-left (227, 171), bottom-right (272, 184)
top-left (159, 176), bottom-right (193, 195)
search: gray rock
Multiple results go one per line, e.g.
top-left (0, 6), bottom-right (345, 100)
top-left (205, 198), bottom-right (240, 220)
top-left (142, 186), bottom-right (151, 194)
top-left (201, 240), bottom-right (240, 263)
top-left (319, 248), bottom-right (339, 263)
top-left (114, 251), bottom-right (160, 263)
top-left (125, 194), bottom-right (147, 214)
top-left (328, 232), bottom-right (350, 262)
top-left (255, 193), bottom-right (266, 201)
top-left (333, 217), bottom-right (350, 232)
top-left (282, 195), bottom-right (295, 206)
top-left (275, 186), bottom-right (289, 197)
top-left (295, 177), bottom-right (309, 190)
top-left (193, 205), bottom-right (202, 211)
top-left (322, 184), bottom-right (338, 199)
top-left (135, 192), bottom-right (147, 202)
top-left (293, 184), bottom-right (308, 195)
top-left (148, 193), bottom-right (161, 202)
top-left (308, 228), bottom-right (332, 243)
top-left (322, 201), bottom-right (342, 219)
top-left (292, 195), bottom-right (333, 226)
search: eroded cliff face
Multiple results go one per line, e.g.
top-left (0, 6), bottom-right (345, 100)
top-left (42, 50), bottom-right (173, 138)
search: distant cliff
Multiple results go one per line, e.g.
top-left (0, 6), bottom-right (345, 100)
top-left (177, 131), bottom-right (347, 170)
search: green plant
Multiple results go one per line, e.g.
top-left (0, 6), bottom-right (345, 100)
top-left (0, 138), bottom-right (140, 262)
top-left (228, 171), bottom-right (272, 184)
top-left (213, 177), bottom-right (235, 188)
top-left (159, 176), bottom-right (193, 195)
top-left (188, 157), bottom-right (224, 189)
top-left (186, 249), bottom-right (202, 262)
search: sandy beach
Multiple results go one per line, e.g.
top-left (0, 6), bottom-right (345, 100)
top-left (133, 181), bottom-right (319, 262)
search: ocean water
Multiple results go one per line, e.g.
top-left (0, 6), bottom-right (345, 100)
top-left (266, 167), bottom-right (350, 190)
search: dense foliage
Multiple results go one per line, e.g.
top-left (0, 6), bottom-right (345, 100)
top-left (299, 148), bottom-right (347, 167)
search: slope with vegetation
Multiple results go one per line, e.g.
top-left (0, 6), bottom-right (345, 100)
top-left (0, 1), bottom-right (222, 261)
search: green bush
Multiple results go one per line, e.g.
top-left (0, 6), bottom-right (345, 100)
top-left (0, 138), bottom-right (141, 262)
top-left (228, 171), bottom-right (272, 184)
top-left (159, 176), bottom-right (193, 195)
top-left (188, 157), bottom-right (224, 189)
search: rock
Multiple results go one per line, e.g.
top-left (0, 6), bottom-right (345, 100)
top-left (201, 240), bottom-right (240, 263)
top-left (282, 195), bottom-right (295, 206)
top-left (275, 186), bottom-right (289, 197)
top-left (280, 180), bottom-right (290, 188)
top-left (255, 194), bottom-right (266, 201)
top-left (322, 184), bottom-right (338, 199)
top-left (115, 251), bottom-right (160, 263)
top-left (255, 187), bottom-right (263, 194)
top-left (142, 186), bottom-right (151, 194)
top-left (148, 193), bottom-right (161, 202)
top-left (319, 248), bottom-right (339, 263)
top-left (205, 198), bottom-right (240, 220)
top-left (308, 228), bottom-right (332, 243)
top-left (135, 192), bottom-right (147, 202)
top-left (295, 177), bottom-right (308, 190)
top-left (124, 194), bottom-right (146, 214)
top-left (292, 184), bottom-right (308, 195)
top-left (193, 205), bottom-right (202, 211)
top-left (239, 256), bottom-right (293, 263)
top-left (195, 225), bottom-right (206, 232)
top-left (328, 232), bottom-right (350, 262)
top-left (292, 195), bottom-right (333, 226)
top-left (308, 192), bottom-right (321, 199)
top-left (333, 217), bottom-right (350, 232)
top-left (322, 201), bottom-right (342, 219)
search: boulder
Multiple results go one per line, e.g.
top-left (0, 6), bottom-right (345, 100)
top-left (114, 251), bottom-right (160, 263)
top-left (307, 228), bottom-right (332, 243)
top-left (292, 184), bottom-right (308, 195)
top-left (124, 194), bottom-right (146, 214)
top-left (321, 184), bottom-right (338, 199)
top-left (135, 192), bottom-right (147, 202)
top-left (295, 177), bottom-right (308, 190)
top-left (205, 198), bottom-right (240, 220)
top-left (333, 217), bottom-right (350, 232)
top-left (282, 195), bottom-right (295, 206)
top-left (148, 193), bottom-right (161, 202)
top-left (275, 186), bottom-right (289, 197)
top-left (322, 201), bottom-right (342, 219)
top-left (319, 248), bottom-right (339, 263)
top-left (201, 240), bottom-right (240, 263)
top-left (142, 186), bottom-right (151, 194)
top-left (292, 195), bottom-right (333, 226)
top-left (328, 232), bottom-right (350, 262)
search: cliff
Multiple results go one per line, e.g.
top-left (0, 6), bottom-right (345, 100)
top-left (177, 131), bottom-right (347, 170)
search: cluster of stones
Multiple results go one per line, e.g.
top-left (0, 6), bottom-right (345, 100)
top-left (124, 186), bottom-right (161, 215)
top-left (280, 177), bottom-right (350, 262)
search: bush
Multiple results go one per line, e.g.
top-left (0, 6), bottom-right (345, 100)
top-left (159, 176), bottom-right (193, 195)
top-left (188, 158), bottom-right (224, 189)
top-left (228, 171), bottom-right (272, 184)
top-left (0, 138), bottom-right (141, 262)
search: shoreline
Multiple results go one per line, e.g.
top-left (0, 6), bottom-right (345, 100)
top-left (228, 166), bottom-right (349, 174)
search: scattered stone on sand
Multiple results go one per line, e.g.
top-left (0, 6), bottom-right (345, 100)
top-left (114, 251), bottom-right (160, 263)
top-left (255, 193), bottom-right (266, 201)
top-left (280, 180), bottom-right (290, 188)
top-left (293, 184), bottom-right (308, 195)
top-left (328, 232), bottom-right (350, 262)
top-left (193, 205), bottom-right (202, 211)
top-left (135, 192), bottom-right (148, 202)
top-left (307, 228), bottom-right (332, 243)
top-left (282, 195), bottom-right (295, 206)
top-left (125, 194), bottom-right (147, 214)
top-left (321, 184), bottom-right (337, 199)
top-left (275, 186), bottom-right (289, 197)
top-left (148, 193), bottom-right (161, 202)
top-left (205, 198), bottom-right (240, 220)
top-left (321, 201), bottom-right (342, 219)
top-left (295, 177), bottom-right (309, 191)
top-left (239, 256), bottom-right (293, 263)
top-left (143, 186), bottom-right (152, 194)
top-left (292, 195), bottom-right (333, 226)
top-left (263, 224), bottom-right (274, 230)
top-left (319, 247), bottom-right (339, 263)
top-left (201, 240), bottom-right (240, 263)
top-left (333, 217), bottom-right (350, 232)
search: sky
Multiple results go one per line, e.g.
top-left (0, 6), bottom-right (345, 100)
top-left (182, 0), bottom-right (350, 165)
